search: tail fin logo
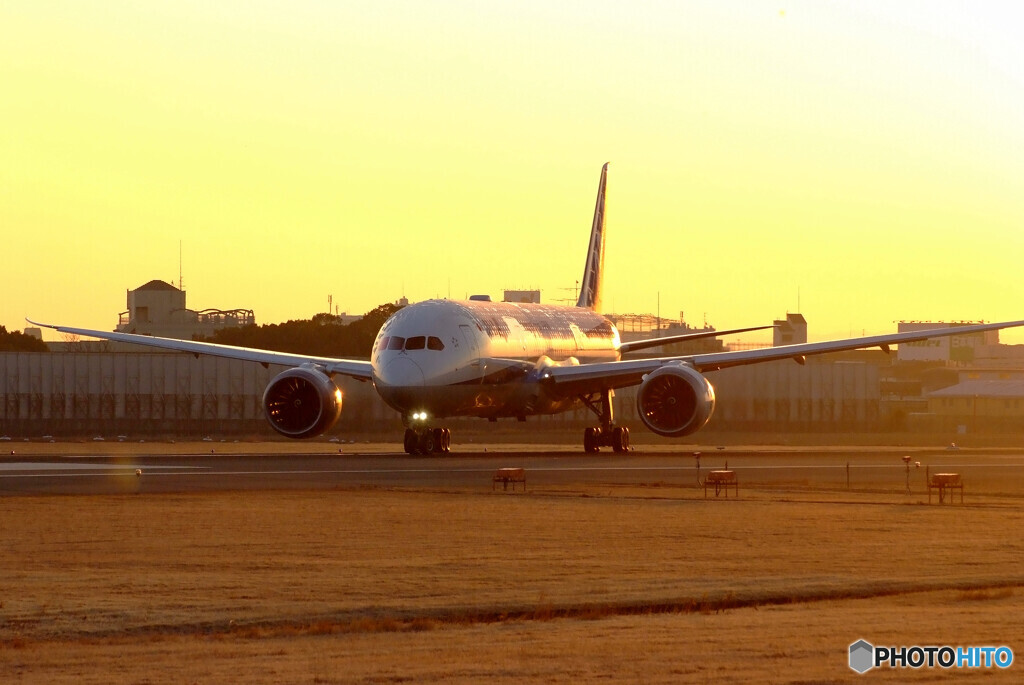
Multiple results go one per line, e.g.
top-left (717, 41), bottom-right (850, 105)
top-left (576, 162), bottom-right (608, 311)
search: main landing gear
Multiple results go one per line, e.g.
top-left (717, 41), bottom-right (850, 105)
top-left (403, 427), bottom-right (451, 455)
top-left (580, 388), bottom-right (630, 453)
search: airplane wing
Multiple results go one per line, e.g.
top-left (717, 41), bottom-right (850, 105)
top-left (618, 324), bottom-right (775, 355)
top-left (543, 319), bottom-right (1024, 396)
top-left (26, 320), bottom-right (374, 381)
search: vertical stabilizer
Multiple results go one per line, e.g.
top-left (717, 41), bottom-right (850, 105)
top-left (576, 162), bottom-right (608, 310)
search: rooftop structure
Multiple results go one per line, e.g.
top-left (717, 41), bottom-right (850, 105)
top-left (608, 312), bottom-right (727, 358)
top-left (503, 289), bottom-right (541, 304)
top-left (116, 280), bottom-right (254, 340)
top-left (773, 313), bottom-right (807, 346)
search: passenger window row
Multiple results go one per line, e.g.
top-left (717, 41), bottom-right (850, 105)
top-left (379, 335), bottom-right (445, 352)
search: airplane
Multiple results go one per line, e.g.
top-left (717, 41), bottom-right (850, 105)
top-left (30, 163), bottom-right (1024, 454)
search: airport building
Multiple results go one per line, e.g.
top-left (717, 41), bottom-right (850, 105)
top-left (773, 313), bottom-right (807, 346)
top-left (503, 289), bottom-right (542, 304)
top-left (896, 321), bottom-right (999, 364)
top-left (0, 350), bottom-right (881, 438)
top-left (116, 280), bottom-right (254, 340)
top-left (0, 352), bottom-right (391, 437)
top-left (611, 313), bottom-right (729, 358)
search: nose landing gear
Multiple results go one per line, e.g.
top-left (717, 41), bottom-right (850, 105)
top-left (403, 427), bottom-right (451, 455)
top-left (580, 388), bottom-right (630, 453)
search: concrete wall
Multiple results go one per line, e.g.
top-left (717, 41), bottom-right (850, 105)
top-left (0, 352), bottom-right (396, 437)
top-left (1, 353), bottom-right (880, 437)
top-left (707, 360), bottom-right (879, 431)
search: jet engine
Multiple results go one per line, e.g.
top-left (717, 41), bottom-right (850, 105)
top-left (262, 366), bottom-right (343, 439)
top-left (636, 363), bottom-right (716, 437)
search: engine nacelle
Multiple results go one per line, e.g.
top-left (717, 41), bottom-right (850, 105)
top-left (262, 366), bottom-right (343, 439)
top-left (636, 363), bottom-right (716, 438)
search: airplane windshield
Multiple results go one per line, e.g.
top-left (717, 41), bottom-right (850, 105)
top-left (379, 335), bottom-right (444, 351)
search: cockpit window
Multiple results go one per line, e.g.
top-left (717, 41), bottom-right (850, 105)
top-left (381, 335), bottom-right (444, 352)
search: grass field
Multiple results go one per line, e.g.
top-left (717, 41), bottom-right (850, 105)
top-left (2, 444), bottom-right (1023, 683)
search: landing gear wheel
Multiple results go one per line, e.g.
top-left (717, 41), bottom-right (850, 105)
top-left (404, 428), bottom-right (420, 455)
top-left (432, 428), bottom-right (450, 454)
top-left (419, 429), bottom-right (436, 455)
top-left (612, 426), bottom-right (630, 453)
top-left (583, 427), bottom-right (599, 453)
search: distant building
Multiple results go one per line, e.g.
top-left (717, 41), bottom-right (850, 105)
top-left (896, 321), bottom-right (999, 364)
top-left (773, 313), bottom-right (807, 346)
top-left (969, 343), bottom-right (1024, 369)
top-left (921, 372), bottom-right (1024, 432)
top-left (503, 289), bottom-right (541, 304)
top-left (116, 280), bottom-right (254, 340)
top-left (609, 313), bottom-right (726, 359)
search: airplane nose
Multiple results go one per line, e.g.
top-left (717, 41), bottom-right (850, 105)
top-left (379, 357), bottom-right (425, 388)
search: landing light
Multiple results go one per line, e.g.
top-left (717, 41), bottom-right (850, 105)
top-left (411, 411), bottom-right (429, 421)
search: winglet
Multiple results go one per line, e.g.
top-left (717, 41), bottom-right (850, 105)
top-left (576, 162), bottom-right (608, 311)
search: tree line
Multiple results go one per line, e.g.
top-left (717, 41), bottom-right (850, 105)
top-left (0, 326), bottom-right (48, 352)
top-left (198, 302), bottom-right (402, 358)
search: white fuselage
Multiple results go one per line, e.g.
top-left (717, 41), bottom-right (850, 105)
top-left (371, 299), bottom-right (620, 420)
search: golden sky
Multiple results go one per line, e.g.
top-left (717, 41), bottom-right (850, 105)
top-left (3, 1), bottom-right (1024, 344)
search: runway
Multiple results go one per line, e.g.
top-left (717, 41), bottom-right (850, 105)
top-left (4, 445), bottom-right (1024, 497)
top-left (0, 451), bottom-right (715, 495)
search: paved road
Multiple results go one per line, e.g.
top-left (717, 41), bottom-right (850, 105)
top-left (3, 445), bottom-right (1024, 496)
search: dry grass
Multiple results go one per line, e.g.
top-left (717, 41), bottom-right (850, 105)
top-left (956, 587), bottom-right (1015, 602)
top-left (3, 456), bottom-right (1024, 682)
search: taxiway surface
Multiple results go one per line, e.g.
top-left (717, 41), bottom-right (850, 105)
top-left (3, 444), bottom-right (1024, 497)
